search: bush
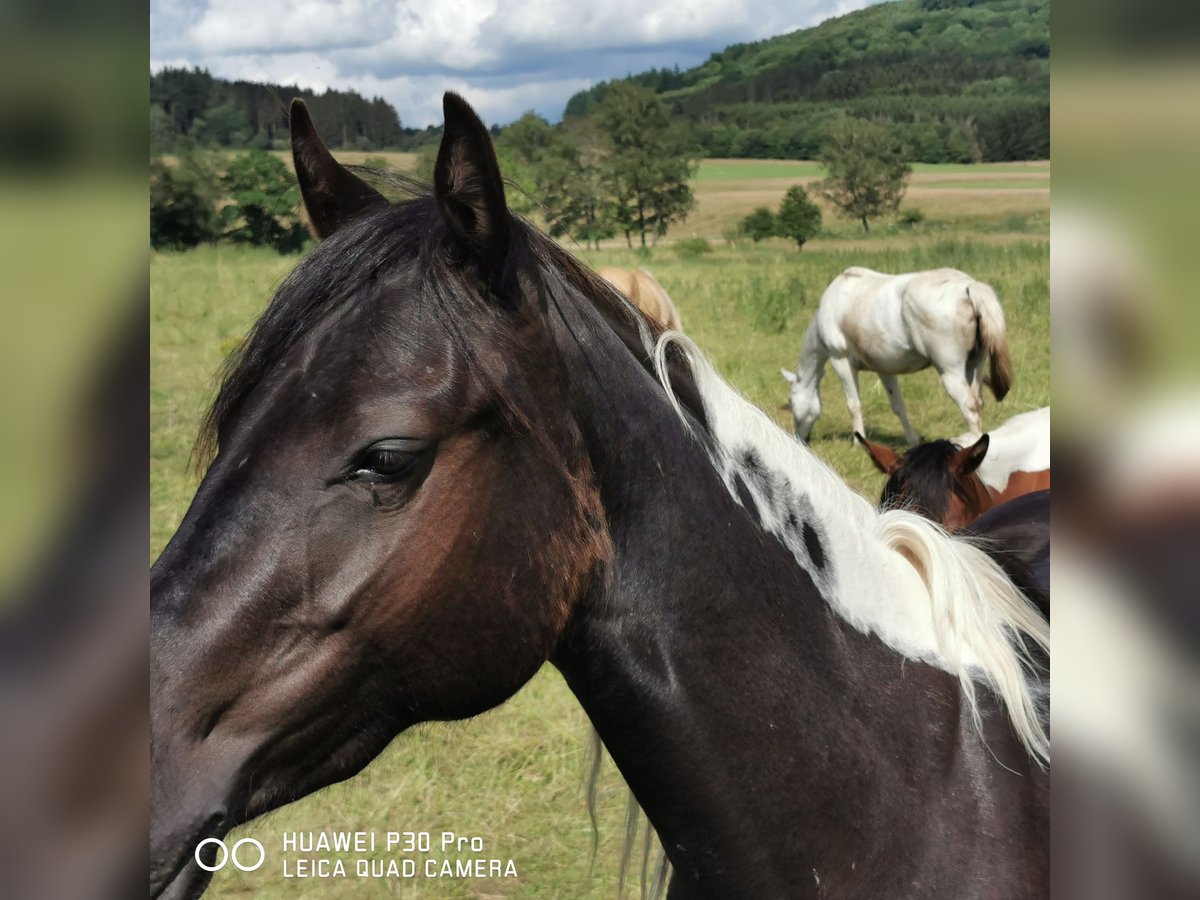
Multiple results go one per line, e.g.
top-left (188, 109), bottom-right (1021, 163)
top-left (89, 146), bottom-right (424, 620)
top-left (720, 223), bottom-right (743, 247)
top-left (221, 151), bottom-right (309, 253)
top-left (775, 185), bottom-right (822, 250)
top-left (899, 207), bottom-right (926, 228)
top-left (674, 236), bottom-right (713, 258)
top-left (741, 207), bottom-right (776, 243)
top-left (363, 156), bottom-right (390, 170)
top-left (150, 153), bottom-right (219, 250)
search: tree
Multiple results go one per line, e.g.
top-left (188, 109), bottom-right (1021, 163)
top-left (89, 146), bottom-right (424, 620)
top-left (741, 207), bottom-right (776, 243)
top-left (221, 151), bottom-right (308, 253)
top-left (775, 186), bottom-right (822, 250)
top-left (150, 152), bottom-right (219, 249)
top-left (535, 118), bottom-right (617, 249)
top-left (194, 103), bottom-right (250, 146)
top-left (816, 118), bottom-right (911, 232)
top-left (592, 83), bottom-right (698, 247)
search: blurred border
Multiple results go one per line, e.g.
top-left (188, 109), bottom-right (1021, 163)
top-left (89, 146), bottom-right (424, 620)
top-left (1054, 1), bottom-right (1200, 897)
top-left (0, 0), bottom-right (148, 896)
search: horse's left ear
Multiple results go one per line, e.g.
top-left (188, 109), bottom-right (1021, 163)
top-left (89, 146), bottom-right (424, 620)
top-left (290, 99), bottom-right (386, 238)
top-left (856, 433), bottom-right (901, 475)
top-left (952, 434), bottom-right (990, 476)
top-left (435, 93), bottom-right (510, 276)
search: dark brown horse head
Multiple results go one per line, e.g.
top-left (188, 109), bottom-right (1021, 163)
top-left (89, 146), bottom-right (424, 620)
top-left (857, 432), bottom-right (993, 530)
top-left (150, 94), bottom-right (616, 899)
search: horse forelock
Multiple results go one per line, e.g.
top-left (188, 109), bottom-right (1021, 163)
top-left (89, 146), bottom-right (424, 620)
top-left (884, 440), bottom-right (994, 527)
top-left (882, 440), bottom-right (960, 520)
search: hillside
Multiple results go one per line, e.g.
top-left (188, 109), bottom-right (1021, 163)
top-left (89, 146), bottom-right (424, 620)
top-left (564, 0), bottom-right (1049, 162)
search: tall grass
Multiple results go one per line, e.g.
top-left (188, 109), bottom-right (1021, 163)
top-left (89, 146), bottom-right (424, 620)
top-left (151, 229), bottom-right (1048, 897)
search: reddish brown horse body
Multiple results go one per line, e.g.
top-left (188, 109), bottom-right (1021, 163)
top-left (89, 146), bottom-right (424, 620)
top-left (858, 433), bottom-right (1050, 530)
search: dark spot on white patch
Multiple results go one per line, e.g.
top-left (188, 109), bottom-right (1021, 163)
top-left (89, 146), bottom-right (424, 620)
top-left (803, 521), bottom-right (825, 570)
top-left (734, 475), bottom-right (761, 524)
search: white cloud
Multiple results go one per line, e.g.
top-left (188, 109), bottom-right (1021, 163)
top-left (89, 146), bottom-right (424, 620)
top-left (150, 0), bottom-right (881, 127)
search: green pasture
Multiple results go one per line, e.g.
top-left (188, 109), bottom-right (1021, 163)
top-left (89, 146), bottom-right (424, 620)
top-left (151, 177), bottom-right (1049, 896)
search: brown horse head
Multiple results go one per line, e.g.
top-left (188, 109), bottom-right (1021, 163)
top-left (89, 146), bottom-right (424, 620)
top-left (857, 432), bottom-right (993, 530)
top-left (150, 94), bottom-right (618, 899)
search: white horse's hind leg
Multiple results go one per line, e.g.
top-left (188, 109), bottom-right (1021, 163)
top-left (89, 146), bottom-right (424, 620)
top-left (829, 357), bottom-right (865, 438)
top-left (879, 374), bottom-right (920, 446)
top-left (938, 368), bottom-right (984, 435)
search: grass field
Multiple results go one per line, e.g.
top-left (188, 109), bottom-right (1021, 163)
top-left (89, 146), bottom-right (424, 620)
top-left (151, 159), bottom-right (1049, 897)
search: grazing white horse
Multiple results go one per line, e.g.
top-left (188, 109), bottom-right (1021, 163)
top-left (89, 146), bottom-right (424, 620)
top-left (782, 267), bottom-right (1013, 444)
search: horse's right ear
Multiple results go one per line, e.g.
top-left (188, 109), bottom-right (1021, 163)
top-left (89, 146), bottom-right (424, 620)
top-left (856, 433), bottom-right (901, 475)
top-left (780, 368), bottom-right (798, 384)
top-left (290, 99), bottom-right (386, 238)
top-left (952, 434), bottom-right (990, 477)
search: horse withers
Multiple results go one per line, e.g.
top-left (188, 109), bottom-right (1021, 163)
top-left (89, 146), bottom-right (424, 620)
top-left (151, 93), bottom-right (1048, 899)
top-left (782, 267), bottom-right (1013, 444)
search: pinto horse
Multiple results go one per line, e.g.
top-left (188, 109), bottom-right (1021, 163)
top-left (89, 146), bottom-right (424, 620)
top-left (150, 93), bottom-right (1048, 900)
top-left (782, 266), bottom-right (1013, 444)
top-left (597, 266), bottom-right (682, 332)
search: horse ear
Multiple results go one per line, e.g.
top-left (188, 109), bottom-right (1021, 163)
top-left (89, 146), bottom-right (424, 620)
top-left (780, 368), bottom-right (798, 384)
top-left (290, 99), bottom-right (386, 239)
top-left (952, 434), bottom-right (990, 477)
top-left (856, 433), bottom-right (901, 474)
top-left (434, 92), bottom-right (510, 276)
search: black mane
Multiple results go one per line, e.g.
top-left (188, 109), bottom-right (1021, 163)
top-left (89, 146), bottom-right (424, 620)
top-left (195, 170), bottom-right (702, 466)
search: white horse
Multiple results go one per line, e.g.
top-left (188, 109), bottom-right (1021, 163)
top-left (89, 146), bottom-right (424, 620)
top-left (782, 267), bottom-right (1013, 444)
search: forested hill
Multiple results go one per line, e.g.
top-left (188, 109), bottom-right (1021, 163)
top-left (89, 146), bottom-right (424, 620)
top-left (150, 68), bottom-right (437, 151)
top-left (564, 0), bottom-right (1049, 162)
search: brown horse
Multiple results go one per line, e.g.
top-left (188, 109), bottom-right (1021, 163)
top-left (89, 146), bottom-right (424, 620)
top-left (150, 93), bottom-right (1047, 900)
top-left (858, 432), bottom-right (1051, 530)
top-left (597, 266), bottom-right (682, 332)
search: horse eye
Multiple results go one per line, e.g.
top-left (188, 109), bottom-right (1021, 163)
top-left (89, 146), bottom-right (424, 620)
top-left (349, 441), bottom-right (427, 482)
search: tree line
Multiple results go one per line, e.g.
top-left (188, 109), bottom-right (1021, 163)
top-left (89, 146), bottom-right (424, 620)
top-left (150, 67), bottom-right (435, 152)
top-left (151, 84), bottom-right (701, 253)
top-left (152, 84), bottom-right (922, 256)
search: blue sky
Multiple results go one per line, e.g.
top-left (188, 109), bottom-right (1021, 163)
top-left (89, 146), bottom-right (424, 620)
top-left (151, 0), bottom-right (879, 128)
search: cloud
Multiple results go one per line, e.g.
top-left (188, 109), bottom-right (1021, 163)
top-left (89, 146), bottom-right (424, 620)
top-left (150, 0), bottom-right (880, 127)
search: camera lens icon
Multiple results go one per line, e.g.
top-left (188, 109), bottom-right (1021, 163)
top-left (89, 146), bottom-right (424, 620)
top-left (195, 837), bottom-right (266, 872)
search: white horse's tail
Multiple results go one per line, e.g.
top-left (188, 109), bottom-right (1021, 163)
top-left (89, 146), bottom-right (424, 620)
top-left (968, 282), bottom-right (1013, 401)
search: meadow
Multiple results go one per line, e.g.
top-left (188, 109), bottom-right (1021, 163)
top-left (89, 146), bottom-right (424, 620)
top-left (150, 159), bottom-right (1048, 897)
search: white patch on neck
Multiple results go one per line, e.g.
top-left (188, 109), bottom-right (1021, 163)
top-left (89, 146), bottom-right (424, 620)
top-left (654, 335), bottom-right (1050, 761)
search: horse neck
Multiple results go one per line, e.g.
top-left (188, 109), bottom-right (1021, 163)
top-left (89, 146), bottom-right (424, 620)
top-left (545, 301), bottom-right (990, 892)
top-left (794, 320), bottom-right (826, 388)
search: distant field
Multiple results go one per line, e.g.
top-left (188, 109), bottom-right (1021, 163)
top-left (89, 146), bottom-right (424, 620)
top-left (187, 150), bottom-right (1049, 245)
top-left (696, 159), bottom-right (1049, 181)
top-left (152, 199), bottom-right (1048, 895)
top-left (682, 158), bottom-right (1049, 242)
